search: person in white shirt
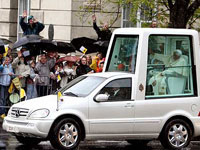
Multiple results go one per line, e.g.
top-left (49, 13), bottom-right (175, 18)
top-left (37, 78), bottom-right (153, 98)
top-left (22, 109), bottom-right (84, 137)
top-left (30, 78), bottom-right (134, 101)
top-left (149, 49), bottom-right (188, 95)
top-left (60, 61), bottom-right (76, 88)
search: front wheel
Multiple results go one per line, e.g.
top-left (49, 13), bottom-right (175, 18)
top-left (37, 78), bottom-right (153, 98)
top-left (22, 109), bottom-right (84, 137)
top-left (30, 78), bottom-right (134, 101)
top-left (50, 118), bottom-right (82, 150)
top-left (160, 119), bottom-right (192, 150)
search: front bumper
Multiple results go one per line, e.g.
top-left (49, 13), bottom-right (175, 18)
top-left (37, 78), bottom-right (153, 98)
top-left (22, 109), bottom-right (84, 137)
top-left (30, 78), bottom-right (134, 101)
top-left (2, 116), bottom-right (53, 138)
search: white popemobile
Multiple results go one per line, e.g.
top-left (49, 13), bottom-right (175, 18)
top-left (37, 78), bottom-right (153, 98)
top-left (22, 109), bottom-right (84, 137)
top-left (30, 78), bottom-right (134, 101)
top-left (3, 28), bottom-right (200, 150)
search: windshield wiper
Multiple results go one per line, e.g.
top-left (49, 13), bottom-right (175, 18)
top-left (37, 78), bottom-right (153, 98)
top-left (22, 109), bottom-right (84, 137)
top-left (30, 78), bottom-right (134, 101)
top-left (64, 92), bottom-right (78, 97)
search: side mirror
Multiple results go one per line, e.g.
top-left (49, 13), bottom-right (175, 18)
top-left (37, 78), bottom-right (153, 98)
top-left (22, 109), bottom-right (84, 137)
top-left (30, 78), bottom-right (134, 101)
top-left (95, 94), bottom-right (109, 102)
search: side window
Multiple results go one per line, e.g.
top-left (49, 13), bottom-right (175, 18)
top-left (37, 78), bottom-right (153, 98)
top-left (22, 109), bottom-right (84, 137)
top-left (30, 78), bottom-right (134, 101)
top-left (146, 35), bottom-right (195, 98)
top-left (106, 35), bottom-right (139, 73)
top-left (99, 78), bottom-right (132, 101)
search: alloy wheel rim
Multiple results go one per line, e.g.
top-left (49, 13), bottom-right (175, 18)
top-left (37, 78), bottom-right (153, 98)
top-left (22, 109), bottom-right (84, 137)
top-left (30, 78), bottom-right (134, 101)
top-left (168, 123), bottom-right (188, 148)
top-left (58, 123), bottom-right (78, 147)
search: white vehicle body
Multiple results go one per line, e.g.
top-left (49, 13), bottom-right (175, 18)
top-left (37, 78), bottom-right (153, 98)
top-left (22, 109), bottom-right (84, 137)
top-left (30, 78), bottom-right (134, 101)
top-left (3, 28), bottom-right (200, 150)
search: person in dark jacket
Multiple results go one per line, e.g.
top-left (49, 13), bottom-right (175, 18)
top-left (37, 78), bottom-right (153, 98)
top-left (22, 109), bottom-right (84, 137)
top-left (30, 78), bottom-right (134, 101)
top-left (76, 56), bottom-right (93, 77)
top-left (20, 10), bottom-right (45, 35)
top-left (92, 14), bottom-right (112, 41)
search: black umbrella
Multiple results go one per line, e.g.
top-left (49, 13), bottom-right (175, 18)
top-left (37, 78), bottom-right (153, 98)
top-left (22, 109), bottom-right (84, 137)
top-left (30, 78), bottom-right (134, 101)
top-left (71, 37), bottom-right (97, 54)
top-left (55, 42), bottom-right (75, 54)
top-left (71, 37), bottom-right (109, 57)
top-left (93, 40), bottom-right (109, 47)
top-left (12, 35), bottom-right (42, 49)
top-left (13, 35), bottom-right (75, 57)
top-left (93, 40), bottom-right (109, 57)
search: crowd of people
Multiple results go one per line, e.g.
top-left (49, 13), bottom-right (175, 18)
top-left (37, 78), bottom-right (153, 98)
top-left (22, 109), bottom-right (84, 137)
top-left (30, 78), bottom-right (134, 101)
top-left (0, 12), bottom-right (110, 119)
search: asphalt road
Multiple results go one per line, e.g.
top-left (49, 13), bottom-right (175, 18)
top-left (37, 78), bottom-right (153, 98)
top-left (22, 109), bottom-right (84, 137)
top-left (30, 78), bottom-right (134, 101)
top-left (1, 120), bottom-right (200, 150)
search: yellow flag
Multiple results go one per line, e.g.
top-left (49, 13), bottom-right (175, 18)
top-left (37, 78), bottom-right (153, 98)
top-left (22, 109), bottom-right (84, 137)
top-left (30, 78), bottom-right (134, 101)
top-left (20, 88), bottom-right (26, 99)
top-left (80, 46), bottom-right (87, 54)
top-left (3, 45), bottom-right (8, 57)
top-left (57, 91), bottom-right (63, 101)
top-left (57, 91), bottom-right (63, 111)
top-left (57, 74), bottom-right (61, 82)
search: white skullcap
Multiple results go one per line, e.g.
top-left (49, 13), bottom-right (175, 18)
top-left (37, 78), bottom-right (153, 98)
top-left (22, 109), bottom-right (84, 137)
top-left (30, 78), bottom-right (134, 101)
top-left (174, 49), bottom-right (182, 56)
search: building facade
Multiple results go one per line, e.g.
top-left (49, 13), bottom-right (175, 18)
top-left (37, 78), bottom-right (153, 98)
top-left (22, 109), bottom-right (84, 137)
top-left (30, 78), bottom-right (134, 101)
top-left (0, 0), bottom-right (121, 43)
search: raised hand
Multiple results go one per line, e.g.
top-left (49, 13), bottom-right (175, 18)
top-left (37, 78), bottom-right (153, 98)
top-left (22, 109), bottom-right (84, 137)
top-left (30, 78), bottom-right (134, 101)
top-left (33, 18), bottom-right (38, 23)
top-left (92, 14), bottom-right (96, 22)
top-left (23, 10), bottom-right (27, 18)
top-left (18, 51), bottom-right (22, 58)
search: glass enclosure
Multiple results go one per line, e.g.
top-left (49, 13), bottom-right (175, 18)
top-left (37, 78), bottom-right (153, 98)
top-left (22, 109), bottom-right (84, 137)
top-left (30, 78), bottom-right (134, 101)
top-left (106, 35), bottom-right (139, 73)
top-left (146, 35), bottom-right (195, 98)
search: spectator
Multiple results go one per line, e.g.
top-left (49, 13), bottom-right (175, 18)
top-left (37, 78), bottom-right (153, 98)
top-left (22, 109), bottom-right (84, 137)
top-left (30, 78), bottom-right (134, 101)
top-left (9, 55), bottom-right (13, 63)
top-left (90, 56), bottom-right (99, 72)
top-left (151, 20), bottom-right (157, 28)
top-left (20, 10), bottom-right (45, 35)
top-left (0, 57), bottom-right (13, 119)
top-left (96, 59), bottom-right (104, 73)
top-left (92, 14), bottom-right (112, 41)
top-left (76, 56), bottom-right (93, 77)
top-left (60, 61), bottom-right (76, 88)
top-left (55, 52), bottom-right (60, 61)
top-left (50, 64), bottom-right (61, 93)
top-left (12, 51), bottom-right (30, 89)
top-left (86, 55), bottom-right (92, 66)
top-left (26, 60), bottom-right (37, 100)
top-left (90, 52), bottom-right (103, 72)
top-left (35, 54), bottom-right (56, 97)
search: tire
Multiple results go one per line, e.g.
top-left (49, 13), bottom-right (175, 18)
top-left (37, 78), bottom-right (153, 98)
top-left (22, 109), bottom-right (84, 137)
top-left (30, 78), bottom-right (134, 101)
top-left (160, 119), bottom-right (192, 150)
top-left (50, 118), bottom-right (82, 150)
top-left (126, 140), bottom-right (149, 147)
top-left (15, 136), bottom-right (41, 145)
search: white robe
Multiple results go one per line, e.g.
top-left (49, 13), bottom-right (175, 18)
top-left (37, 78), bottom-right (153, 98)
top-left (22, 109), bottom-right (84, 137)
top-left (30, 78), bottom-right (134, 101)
top-left (149, 54), bottom-right (188, 95)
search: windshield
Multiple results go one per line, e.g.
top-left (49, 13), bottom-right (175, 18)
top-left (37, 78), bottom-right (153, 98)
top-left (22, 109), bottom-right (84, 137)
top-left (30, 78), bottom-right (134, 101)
top-left (106, 35), bottom-right (139, 73)
top-left (59, 76), bottom-right (106, 97)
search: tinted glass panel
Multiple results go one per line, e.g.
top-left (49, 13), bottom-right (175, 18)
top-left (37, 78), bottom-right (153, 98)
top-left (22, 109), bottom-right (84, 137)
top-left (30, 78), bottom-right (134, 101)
top-left (106, 35), bottom-right (139, 73)
top-left (146, 35), bottom-right (195, 98)
top-left (99, 78), bottom-right (132, 101)
top-left (62, 76), bottom-right (106, 97)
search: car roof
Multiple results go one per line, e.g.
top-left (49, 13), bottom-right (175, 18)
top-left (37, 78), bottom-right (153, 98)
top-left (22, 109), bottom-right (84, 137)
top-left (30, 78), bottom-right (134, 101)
top-left (113, 28), bottom-right (198, 36)
top-left (85, 72), bottom-right (132, 78)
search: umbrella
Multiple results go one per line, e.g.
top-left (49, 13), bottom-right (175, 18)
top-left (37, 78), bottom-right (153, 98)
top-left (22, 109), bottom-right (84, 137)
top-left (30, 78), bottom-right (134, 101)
top-left (93, 40), bottom-right (109, 57)
top-left (56, 56), bottom-right (79, 63)
top-left (12, 35), bottom-right (42, 49)
top-left (13, 35), bottom-right (75, 56)
top-left (17, 38), bottom-right (57, 57)
top-left (71, 37), bottom-right (109, 57)
top-left (54, 42), bottom-right (75, 54)
top-left (0, 38), bottom-right (12, 46)
top-left (93, 41), bottom-right (109, 47)
top-left (71, 37), bottom-right (97, 54)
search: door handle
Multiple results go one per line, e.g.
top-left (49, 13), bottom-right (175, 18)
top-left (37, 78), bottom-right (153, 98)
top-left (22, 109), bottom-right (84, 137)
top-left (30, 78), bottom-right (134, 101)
top-left (124, 103), bottom-right (134, 108)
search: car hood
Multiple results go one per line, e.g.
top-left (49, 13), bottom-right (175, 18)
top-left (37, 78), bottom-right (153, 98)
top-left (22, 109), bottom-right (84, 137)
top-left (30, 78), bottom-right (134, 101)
top-left (12, 95), bottom-right (81, 111)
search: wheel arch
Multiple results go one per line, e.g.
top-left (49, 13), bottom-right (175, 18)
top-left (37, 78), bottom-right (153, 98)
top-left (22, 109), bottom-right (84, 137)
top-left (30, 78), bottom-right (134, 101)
top-left (48, 114), bottom-right (86, 140)
top-left (159, 115), bottom-right (194, 139)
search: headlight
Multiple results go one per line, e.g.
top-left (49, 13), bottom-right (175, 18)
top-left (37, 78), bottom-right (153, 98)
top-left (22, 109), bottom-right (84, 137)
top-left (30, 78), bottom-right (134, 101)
top-left (29, 109), bottom-right (50, 119)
